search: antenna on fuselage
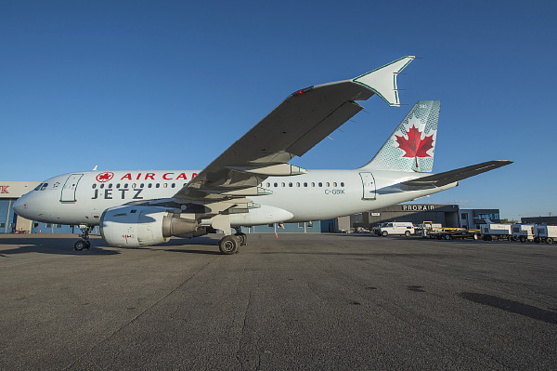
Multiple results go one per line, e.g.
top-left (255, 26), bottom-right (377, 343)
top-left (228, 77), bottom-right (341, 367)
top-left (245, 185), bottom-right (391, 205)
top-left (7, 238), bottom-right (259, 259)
top-left (92, 165), bottom-right (98, 171)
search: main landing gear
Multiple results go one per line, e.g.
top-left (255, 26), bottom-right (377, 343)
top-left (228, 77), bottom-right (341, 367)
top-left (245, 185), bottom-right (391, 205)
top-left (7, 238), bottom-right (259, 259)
top-left (218, 230), bottom-right (248, 255)
top-left (74, 225), bottom-right (92, 251)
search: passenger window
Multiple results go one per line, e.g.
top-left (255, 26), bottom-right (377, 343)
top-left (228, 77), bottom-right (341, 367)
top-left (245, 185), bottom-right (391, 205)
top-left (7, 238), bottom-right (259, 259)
top-left (281, 182), bottom-right (285, 187)
top-left (333, 182), bottom-right (337, 187)
top-left (341, 182), bottom-right (345, 187)
top-left (163, 183), bottom-right (168, 188)
top-left (140, 183), bottom-right (144, 188)
top-left (326, 182), bottom-right (330, 187)
top-left (318, 182), bottom-right (322, 187)
top-left (304, 182), bottom-right (308, 187)
top-left (156, 183), bottom-right (160, 188)
top-left (274, 183), bottom-right (278, 187)
top-left (92, 184), bottom-right (96, 189)
top-left (171, 183), bottom-right (176, 188)
top-left (108, 183), bottom-right (113, 189)
top-left (124, 183), bottom-right (128, 188)
top-left (148, 183), bottom-right (152, 188)
top-left (311, 182), bottom-right (315, 187)
top-left (289, 182), bottom-right (293, 187)
top-left (132, 183), bottom-right (137, 189)
top-left (116, 183), bottom-right (120, 188)
top-left (296, 182), bottom-right (300, 187)
top-left (100, 184), bottom-right (105, 189)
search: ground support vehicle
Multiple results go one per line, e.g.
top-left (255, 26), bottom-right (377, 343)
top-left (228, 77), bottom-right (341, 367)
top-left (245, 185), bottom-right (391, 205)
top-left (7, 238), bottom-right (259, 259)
top-left (480, 224), bottom-right (512, 241)
top-left (416, 221), bottom-right (443, 238)
top-left (534, 225), bottom-right (557, 244)
top-left (511, 224), bottom-right (535, 242)
top-left (375, 222), bottom-right (415, 237)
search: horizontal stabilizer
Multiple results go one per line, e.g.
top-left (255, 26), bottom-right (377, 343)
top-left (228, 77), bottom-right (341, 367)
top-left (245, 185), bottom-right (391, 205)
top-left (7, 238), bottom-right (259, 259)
top-left (402, 160), bottom-right (513, 187)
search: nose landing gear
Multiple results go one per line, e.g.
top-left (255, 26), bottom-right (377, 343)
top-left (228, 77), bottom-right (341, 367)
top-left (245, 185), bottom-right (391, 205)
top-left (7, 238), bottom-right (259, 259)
top-left (74, 225), bottom-right (92, 251)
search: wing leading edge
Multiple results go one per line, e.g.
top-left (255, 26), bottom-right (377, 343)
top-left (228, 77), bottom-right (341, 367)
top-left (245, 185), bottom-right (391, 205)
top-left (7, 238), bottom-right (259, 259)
top-left (174, 56), bottom-right (415, 202)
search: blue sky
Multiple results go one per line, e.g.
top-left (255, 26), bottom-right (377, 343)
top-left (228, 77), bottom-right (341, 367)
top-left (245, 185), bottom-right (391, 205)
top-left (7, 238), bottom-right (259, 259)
top-left (1, 0), bottom-right (556, 220)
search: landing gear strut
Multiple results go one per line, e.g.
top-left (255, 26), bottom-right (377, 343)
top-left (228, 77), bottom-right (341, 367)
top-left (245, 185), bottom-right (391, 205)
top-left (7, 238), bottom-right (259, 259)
top-left (74, 225), bottom-right (92, 251)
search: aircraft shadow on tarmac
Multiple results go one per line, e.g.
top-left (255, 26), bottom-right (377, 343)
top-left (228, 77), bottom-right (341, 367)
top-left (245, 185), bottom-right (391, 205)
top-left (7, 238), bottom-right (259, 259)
top-left (459, 292), bottom-right (557, 325)
top-left (0, 237), bottom-right (121, 256)
top-left (0, 236), bottom-right (223, 257)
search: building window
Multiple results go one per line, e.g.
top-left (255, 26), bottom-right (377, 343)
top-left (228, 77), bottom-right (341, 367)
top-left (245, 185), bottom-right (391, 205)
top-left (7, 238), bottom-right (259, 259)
top-left (298, 223), bottom-right (304, 228)
top-left (461, 213), bottom-right (467, 220)
top-left (307, 221), bottom-right (313, 227)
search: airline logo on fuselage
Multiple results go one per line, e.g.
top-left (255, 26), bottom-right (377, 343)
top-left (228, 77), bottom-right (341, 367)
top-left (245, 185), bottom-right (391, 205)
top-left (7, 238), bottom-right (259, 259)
top-left (98, 172), bottom-right (199, 181)
top-left (96, 172), bottom-right (114, 182)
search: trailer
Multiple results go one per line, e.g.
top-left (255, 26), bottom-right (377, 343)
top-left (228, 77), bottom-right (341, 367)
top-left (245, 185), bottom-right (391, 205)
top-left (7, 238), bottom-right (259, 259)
top-left (480, 224), bottom-right (512, 241)
top-left (511, 224), bottom-right (535, 242)
top-left (534, 225), bottom-right (557, 244)
top-left (432, 229), bottom-right (481, 240)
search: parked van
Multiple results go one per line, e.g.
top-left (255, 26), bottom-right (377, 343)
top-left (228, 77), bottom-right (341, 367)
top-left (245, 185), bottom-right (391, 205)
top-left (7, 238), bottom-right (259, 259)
top-left (376, 222), bottom-right (415, 237)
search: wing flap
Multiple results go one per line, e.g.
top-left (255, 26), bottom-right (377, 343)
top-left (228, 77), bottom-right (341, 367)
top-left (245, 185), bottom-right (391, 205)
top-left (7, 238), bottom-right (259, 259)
top-left (402, 160), bottom-right (513, 188)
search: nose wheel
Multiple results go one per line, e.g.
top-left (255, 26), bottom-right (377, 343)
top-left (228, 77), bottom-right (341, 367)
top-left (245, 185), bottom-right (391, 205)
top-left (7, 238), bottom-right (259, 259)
top-left (74, 225), bottom-right (92, 251)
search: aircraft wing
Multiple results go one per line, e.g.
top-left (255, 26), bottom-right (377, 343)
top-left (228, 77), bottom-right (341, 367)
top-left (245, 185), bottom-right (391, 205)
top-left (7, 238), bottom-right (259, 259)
top-left (174, 56), bottom-right (415, 202)
top-left (402, 160), bottom-right (513, 188)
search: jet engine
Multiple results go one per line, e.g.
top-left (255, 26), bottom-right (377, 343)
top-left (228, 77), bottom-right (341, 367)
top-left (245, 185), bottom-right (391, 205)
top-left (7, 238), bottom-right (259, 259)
top-left (100, 205), bottom-right (206, 247)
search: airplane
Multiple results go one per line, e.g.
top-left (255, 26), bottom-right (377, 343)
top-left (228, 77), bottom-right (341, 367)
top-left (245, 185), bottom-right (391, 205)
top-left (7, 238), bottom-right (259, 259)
top-left (13, 56), bottom-right (512, 254)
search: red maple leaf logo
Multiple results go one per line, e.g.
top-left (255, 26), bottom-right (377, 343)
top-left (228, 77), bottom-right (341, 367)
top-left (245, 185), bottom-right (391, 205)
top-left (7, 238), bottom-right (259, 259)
top-left (395, 125), bottom-right (434, 158)
top-left (96, 172), bottom-right (114, 182)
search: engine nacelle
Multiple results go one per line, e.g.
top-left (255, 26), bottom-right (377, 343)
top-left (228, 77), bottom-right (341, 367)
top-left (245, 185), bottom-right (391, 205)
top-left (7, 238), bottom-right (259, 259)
top-left (100, 205), bottom-right (203, 247)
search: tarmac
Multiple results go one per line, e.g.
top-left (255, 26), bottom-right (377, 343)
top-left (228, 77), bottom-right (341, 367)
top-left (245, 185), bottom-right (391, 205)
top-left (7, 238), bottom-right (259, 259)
top-left (1, 233), bottom-right (556, 370)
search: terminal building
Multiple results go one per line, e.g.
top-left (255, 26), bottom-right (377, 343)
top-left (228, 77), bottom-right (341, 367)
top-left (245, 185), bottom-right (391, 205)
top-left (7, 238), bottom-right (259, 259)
top-left (1, 180), bottom-right (502, 235)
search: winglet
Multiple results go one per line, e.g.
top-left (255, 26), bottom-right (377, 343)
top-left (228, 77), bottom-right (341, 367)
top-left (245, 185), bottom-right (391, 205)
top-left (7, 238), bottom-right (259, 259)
top-left (352, 56), bottom-right (415, 107)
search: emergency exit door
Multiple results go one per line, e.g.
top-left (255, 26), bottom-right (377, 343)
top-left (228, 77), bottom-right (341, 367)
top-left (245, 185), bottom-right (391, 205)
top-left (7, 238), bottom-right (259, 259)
top-left (60, 174), bottom-right (83, 202)
top-left (359, 172), bottom-right (376, 200)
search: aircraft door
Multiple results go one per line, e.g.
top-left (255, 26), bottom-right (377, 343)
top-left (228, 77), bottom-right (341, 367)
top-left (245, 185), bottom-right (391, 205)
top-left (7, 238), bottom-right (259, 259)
top-left (359, 172), bottom-right (376, 200)
top-left (60, 174), bottom-right (84, 202)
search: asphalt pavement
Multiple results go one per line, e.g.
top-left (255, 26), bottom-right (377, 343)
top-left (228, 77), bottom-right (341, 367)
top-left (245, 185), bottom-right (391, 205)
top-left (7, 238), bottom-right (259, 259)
top-left (1, 233), bottom-right (556, 370)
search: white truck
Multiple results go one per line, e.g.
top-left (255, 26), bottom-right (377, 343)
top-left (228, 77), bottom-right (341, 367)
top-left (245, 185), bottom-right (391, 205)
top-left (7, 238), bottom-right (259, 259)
top-left (480, 223), bottom-right (512, 241)
top-left (376, 222), bottom-right (415, 237)
top-left (534, 225), bottom-right (557, 244)
top-left (511, 224), bottom-right (535, 243)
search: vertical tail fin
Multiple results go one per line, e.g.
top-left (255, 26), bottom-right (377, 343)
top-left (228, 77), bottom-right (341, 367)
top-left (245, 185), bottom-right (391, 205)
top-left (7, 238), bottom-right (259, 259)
top-left (361, 100), bottom-right (440, 172)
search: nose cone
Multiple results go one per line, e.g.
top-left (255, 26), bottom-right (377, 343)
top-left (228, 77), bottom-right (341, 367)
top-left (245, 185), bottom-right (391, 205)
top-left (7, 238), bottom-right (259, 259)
top-left (13, 195), bottom-right (29, 218)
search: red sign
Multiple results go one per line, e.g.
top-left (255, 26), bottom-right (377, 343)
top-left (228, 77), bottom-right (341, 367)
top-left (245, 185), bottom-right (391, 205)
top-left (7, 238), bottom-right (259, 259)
top-left (0, 185), bottom-right (9, 194)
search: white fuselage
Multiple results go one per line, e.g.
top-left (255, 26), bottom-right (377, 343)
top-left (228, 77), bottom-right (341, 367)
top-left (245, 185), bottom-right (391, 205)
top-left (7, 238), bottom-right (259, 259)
top-left (14, 169), bottom-right (456, 226)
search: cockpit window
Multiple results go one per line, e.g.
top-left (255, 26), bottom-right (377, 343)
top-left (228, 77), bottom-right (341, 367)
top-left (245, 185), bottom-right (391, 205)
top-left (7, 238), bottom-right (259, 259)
top-left (34, 183), bottom-right (43, 191)
top-left (40, 183), bottom-right (49, 191)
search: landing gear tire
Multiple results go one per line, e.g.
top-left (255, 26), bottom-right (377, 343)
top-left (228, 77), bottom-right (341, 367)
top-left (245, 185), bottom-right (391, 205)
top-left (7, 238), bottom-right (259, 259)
top-left (235, 232), bottom-right (247, 246)
top-left (219, 235), bottom-right (239, 255)
top-left (74, 240), bottom-right (88, 251)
